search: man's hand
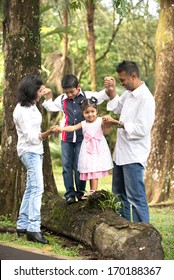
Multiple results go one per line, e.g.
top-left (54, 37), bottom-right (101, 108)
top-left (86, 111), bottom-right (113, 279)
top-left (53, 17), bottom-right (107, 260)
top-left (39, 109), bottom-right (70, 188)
top-left (102, 115), bottom-right (115, 124)
top-left (104, 77), bottom-right (116, 100)
top-left (103, 115), bottom-right (124, 128)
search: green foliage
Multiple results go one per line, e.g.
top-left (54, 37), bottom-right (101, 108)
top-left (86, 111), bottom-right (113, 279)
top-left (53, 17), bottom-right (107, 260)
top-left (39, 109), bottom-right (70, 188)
top-left (40, 7), bottom-right (62, 62)
top-left (69, 0), bottom-right (82, 10)
top-left (0, 0), bottom-right (5, 20)
top-left (0, 0), bottom-right (159, 92)
top-left (49, 139), bottom-right (62, 166)
top-left (113, 0), bottom-right (129, 16)
top-left (40, 2), bottom-right (53, 14)
top-left (39, 0), bottom-right (159, 94)
top-left (0, 215), bottom-right (15, 227)
top-left (69, 0), bottom-right (99, 11)
top-left (98, 191), bottom-right (123, 214)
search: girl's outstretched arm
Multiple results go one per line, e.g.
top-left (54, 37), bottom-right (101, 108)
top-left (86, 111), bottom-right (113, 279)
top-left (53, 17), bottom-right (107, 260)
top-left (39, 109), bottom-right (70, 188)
top-left (51, 122), bottom-right (82, 133)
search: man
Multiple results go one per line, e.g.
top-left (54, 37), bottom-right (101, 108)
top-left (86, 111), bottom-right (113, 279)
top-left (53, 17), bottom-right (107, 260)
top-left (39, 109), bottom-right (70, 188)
top-left (103, 60), bottom-right (155, 223)
top-left (42, 74), bottom-right (109, 204)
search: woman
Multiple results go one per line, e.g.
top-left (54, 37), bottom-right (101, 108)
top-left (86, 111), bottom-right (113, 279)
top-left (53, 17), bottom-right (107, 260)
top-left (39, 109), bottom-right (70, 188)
top-left (13, 75), bottom-right (53, 244)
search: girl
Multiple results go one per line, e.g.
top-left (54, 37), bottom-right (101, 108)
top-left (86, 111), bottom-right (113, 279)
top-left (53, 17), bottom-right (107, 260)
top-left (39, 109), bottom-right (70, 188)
top-left (52, 97), bottom-right (113, 197)
top-left (13, 75), bottom-right (53, 243)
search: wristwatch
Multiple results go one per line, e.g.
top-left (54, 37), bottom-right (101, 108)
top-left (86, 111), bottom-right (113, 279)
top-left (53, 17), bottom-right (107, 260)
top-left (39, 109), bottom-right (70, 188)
top-left (117, 121), bottom-right (123, 128)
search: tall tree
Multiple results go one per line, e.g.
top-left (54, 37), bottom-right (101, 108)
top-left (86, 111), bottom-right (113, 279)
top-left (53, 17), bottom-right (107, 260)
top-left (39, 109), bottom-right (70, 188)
top-left (62, 6), bottom-right (69, 57)
top-left (0, 0), bottom-right (57, 220)
top-left (85, 0), bottom-right (96, 91)
top-left (145, 0), bottom-right (174, 203)
top-left (43, 1), bottom-right (73, 93)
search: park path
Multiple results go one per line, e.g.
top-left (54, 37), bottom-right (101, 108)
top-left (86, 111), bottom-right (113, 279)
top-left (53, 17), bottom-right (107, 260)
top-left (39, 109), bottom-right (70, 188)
top-left (0, 244), bottom-right (63, 260)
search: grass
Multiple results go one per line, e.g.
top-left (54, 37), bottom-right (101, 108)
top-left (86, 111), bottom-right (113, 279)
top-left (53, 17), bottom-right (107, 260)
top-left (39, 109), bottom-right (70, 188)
top-left (0, 233), bottom-right (81, 259)
top-left (0, 215), bottom-right (82, 259)
top-left (150, 206), bottom-right (174, 260)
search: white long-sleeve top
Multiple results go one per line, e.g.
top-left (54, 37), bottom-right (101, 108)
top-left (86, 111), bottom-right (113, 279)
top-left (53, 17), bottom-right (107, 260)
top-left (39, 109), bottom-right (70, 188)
top-left (107, 82), bottom-right (155, 167)
top-left (42, 89), bottom-right (109, 142)
top-left (13, 103), bottom-right (43, 157)
top-left (42, 89), bottom-right (108, 112)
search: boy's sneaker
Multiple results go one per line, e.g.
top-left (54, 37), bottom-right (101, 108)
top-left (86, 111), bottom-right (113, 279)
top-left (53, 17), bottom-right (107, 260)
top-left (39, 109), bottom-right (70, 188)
top-left (66, 195), bottom-right (76, 204)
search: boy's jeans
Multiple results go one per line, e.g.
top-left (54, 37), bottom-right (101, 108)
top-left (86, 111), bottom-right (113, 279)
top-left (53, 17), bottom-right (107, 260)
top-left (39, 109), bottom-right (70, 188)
top-left (17, 152), bottom-right (44, 232)
top-left (112, 162), bottom-right (149, 223)
top-left (61, 141), bottom-right (86, 199)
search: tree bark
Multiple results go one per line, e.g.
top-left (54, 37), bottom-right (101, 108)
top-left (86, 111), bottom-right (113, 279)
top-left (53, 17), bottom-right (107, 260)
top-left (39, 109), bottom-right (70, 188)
top-left (0, 0), bottom-right (57, 219)
top-left (41, 191), bottom-right (164, 260)
top-left (45, 4), bottom-right (72, 94)
top-left (86, 0), bottom-right (96, 91)
top-left (145, 0), bottom-right (174, 203)
top-left (62, 7), bottom-right (68, 58)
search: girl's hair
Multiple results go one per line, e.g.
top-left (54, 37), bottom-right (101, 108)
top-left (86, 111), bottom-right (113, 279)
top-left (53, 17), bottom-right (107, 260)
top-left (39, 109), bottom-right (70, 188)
top-left (15, 75), bottom-right (43, 107)
top-left (79, 96), bottom-right (98, 113)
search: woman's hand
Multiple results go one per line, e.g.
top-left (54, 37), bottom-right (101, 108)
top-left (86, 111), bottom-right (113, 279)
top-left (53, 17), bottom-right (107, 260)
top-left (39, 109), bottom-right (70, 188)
top-left (50, 125), bottom-right (62, 133)
top-left (39, 86), bottom-right (52, 100)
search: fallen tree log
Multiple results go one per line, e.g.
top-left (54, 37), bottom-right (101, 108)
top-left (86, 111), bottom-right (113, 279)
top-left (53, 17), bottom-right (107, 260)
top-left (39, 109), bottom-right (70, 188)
top-left (41, 190), bottom-right (164, 260)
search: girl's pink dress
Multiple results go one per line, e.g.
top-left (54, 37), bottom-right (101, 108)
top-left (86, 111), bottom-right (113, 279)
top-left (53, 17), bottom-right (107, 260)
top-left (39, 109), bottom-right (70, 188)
top-left (78, 117), bottom-right (113, 180)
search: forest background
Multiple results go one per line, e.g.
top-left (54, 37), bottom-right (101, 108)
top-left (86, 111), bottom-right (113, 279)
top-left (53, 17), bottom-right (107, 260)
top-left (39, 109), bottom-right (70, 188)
top-left (0, 0), bottom-right (174, 260)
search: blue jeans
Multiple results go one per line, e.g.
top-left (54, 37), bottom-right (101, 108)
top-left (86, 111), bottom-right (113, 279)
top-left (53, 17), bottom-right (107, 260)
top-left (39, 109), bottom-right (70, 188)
top-left (61, 141), bottom-right (86, 198)
top-left (17, 152), bottom-right (44, 232)
top-left (112, 162), bottom-right (149, 223)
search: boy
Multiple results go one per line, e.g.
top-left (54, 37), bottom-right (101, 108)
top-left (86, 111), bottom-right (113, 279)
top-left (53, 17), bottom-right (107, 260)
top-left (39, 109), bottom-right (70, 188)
top-left (42, 74), bottom-right (109, 204)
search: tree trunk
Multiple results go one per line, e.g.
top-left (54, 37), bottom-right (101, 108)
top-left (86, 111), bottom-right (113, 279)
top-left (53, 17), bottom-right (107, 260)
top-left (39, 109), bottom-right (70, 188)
top-left (0, 0), bottom-right (57, 220)
top-left (62, 8), bottom-right (68, 58)
top-left (86, 0), bottom-right (96, 91)
top-left (41, 191), bottom-right (164, 260)
top-left (145, 0), bottom-right (174, 203)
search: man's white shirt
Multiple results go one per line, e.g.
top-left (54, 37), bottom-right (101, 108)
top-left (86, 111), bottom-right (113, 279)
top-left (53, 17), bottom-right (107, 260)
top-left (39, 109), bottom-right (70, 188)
top-left (107, 82), bottom-right (155, 167)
